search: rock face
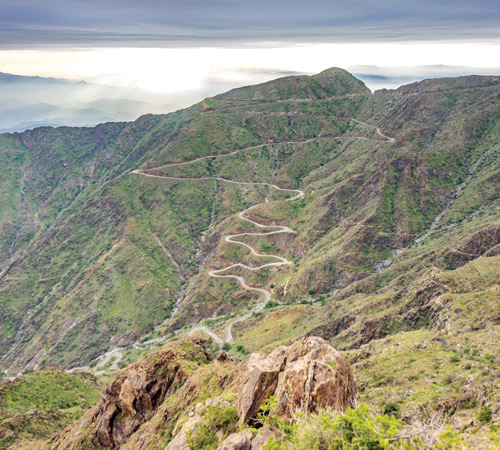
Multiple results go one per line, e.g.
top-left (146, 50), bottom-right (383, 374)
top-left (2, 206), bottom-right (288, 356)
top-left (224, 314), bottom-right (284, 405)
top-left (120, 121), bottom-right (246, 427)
top-left (47, 337), bottom-right (211, 450)
top-left (238, 336), bottom-right (356, 426)
top-left (238, 348), bottom-right (287, 426)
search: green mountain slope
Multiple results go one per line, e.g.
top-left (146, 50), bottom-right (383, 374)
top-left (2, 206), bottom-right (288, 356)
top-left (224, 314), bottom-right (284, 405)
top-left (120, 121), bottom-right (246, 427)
top-left (1, 68), bottom-right (499, 400)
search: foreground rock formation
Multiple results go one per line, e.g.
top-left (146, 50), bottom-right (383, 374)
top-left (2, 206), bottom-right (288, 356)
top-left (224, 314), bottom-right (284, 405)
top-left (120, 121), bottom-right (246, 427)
top-left (40, 337), bottom-right (212, 450)
top-left (238, 336), bottom-right (356, 426)
top-left (34, 336), bottom-right (354, 450)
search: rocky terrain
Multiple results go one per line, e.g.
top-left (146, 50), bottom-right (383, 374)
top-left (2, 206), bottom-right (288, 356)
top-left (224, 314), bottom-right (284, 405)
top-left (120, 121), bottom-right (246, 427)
top-left (20, 337), bottom-right (356, 449)
top-left (1, 68), bottom-right (500, 448)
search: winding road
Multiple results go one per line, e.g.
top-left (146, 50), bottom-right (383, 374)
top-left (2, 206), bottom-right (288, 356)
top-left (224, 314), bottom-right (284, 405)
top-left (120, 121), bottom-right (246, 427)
top-left (132, 118), bottom-right (394, 346)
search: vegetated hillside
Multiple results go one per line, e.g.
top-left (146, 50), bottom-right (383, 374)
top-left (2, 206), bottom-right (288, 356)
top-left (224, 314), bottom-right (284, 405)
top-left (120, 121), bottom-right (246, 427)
top-left (1, 67), bottom-right (499, 440)
top-left (0, 368), bottom-right (103, 448)
top-left (9, 336), bottom-right (499, 449)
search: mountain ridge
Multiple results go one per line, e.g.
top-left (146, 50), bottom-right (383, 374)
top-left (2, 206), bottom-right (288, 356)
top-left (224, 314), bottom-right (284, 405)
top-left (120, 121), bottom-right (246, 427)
top-left (1, 67), bottom-right (500, 448)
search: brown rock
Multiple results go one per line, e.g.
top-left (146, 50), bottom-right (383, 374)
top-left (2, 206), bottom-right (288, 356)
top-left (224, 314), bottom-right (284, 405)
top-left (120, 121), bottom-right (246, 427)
top-left (165, 417), bottom-right (203, 450)
top-left (217, 428), bottom-right (254, 450)
top-left (250, 426), bottom-right (273, 449)
top-left (238, 346), bottom-right (287, 426)
top-left (274, 337), bottom-right (356, 417)
top-left (238, 337), bottom-right (356, 425)
top-left (46, 337), bottom-right (211, 450)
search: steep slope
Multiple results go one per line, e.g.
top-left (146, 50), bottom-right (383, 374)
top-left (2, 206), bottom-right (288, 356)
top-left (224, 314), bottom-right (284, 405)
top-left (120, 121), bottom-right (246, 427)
top-left (1, 68), bottom-right (500, 389)
top-left (27, 336), bottom-right (355, 450)
top-left (0, 368), bottom-right (102, 448)
top-left (14, 336), bottom-right (497, 449)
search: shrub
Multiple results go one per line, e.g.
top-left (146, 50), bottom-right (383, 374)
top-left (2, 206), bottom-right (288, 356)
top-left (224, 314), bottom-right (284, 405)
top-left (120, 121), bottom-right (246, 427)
top-left (383, 401), bottom-right (401, 418)
top-left (280, 405), bottom-right (405, 450)
top-left (478, 406), bottom-right (493, 423)
top-left (265, 301), bottom-right (279, 309)
top-left (117, 360), bottom-right (128, 369)
top-left (186, 405), bottom-right (238, 450)
top-left (260, 405), bottom-right (471, 450)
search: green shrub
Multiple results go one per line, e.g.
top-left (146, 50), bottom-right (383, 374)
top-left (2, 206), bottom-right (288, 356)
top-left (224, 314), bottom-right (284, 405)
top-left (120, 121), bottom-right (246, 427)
top-left (117, 360), bottom-right (128, 369)
top-left (478, 406), bottom-right (493, 423)
top-left (383, 401), bottom-right (401, 418)
top-left (260, 405), bottom-right (471, 450)
top-left (265, 301), bottom-right (279, 309)
top-left (187, 405), bottom-right (238, 450)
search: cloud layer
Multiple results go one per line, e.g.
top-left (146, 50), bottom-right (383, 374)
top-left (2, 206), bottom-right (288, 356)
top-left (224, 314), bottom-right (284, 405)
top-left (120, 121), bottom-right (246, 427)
top-left (1, 0), bottom-right (500, 48)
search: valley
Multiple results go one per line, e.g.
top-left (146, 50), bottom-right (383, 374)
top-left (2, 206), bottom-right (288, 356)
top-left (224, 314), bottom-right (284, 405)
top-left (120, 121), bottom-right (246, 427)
top-left (133, 117), bottom-right (395, 346)
top-left (1, 68), bottom-right (500, 448)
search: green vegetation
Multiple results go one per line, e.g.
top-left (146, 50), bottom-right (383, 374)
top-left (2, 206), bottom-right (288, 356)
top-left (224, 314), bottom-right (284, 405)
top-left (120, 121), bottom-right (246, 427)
top-left (1, 69), bottom-right (500, 449)
top-left (260, 405), bottom-right (476, 450)
top-left (0, 368), bottom-right (102, 447)
top-left (186, 405), bottom-right (239, 450)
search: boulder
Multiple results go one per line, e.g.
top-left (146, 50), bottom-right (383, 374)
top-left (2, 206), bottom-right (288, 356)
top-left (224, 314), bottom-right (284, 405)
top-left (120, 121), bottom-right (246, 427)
top-left (165, 417), bottom-right (203, 450)
top-left (238, 346), bottom-right (287, 426)
top-left (274, 337), bottom-right (356, 416)
top-left (238, 337), bottom-right (356, 425)
top-left (217, 428), bottom-right (254, 450)
top-left (250, 426), bottom-right (273, 449)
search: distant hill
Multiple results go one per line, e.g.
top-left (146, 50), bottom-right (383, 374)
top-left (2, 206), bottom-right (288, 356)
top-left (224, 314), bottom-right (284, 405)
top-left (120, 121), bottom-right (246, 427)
top-left (0, 72), bottom-right (173, 132)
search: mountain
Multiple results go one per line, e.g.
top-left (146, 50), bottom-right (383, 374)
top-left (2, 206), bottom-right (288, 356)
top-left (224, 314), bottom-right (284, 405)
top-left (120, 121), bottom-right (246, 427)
top-left (1, 68), bottom-right (500, 448)
top-left (0, 72), bottom-right (173, 132)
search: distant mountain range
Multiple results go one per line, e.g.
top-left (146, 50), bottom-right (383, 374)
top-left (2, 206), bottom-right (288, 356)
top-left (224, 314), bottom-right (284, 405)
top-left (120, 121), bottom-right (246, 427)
top-left (0, 72), bottom-right (173, 132)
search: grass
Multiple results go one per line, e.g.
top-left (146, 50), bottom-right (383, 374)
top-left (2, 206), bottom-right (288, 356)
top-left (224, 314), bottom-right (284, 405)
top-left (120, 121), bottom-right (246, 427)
top-left (0, 368), bottom-right (103, 447)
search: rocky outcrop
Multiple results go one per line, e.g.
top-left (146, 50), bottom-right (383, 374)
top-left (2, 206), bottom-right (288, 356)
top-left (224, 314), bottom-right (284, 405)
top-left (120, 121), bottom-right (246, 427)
top-left (35, 336), bottom-right (354, 450)
top-left (165, 416), bottom-right (203, 450)
top-left (238, 336), bottom-right (356, 426)
top-left (305, 313), bottom-right (356, 341)
top-left (274, 338), bottom-right (356, 417)
top-left (46, 337), bottom-right (211, 450)
top-left (443, 225), bottom-right (500, 269)
top-left (238, 347), bottom-right (287, 425)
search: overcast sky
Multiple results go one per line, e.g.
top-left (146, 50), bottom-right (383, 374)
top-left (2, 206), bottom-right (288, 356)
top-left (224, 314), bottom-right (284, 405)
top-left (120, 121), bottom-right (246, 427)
top-left (2, 0), bottom-right (500, 47)
top-left (1, 0), bottom-right (500, 95)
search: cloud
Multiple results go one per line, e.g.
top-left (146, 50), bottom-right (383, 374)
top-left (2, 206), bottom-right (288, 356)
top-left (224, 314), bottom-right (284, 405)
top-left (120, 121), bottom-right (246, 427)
top-left (1, 0), bottom-right (500, 48)
top-left (350, 64), bottom-right (500, 90)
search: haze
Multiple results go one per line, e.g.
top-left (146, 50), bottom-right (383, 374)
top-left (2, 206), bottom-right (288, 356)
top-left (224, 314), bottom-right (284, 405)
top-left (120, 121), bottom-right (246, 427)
top-left (1, 0), bottom-right (500, 131)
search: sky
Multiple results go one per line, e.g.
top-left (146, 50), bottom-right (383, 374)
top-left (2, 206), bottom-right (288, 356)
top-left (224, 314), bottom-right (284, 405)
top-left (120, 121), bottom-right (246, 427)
top-left (1, 0), bottom-right (500, 96)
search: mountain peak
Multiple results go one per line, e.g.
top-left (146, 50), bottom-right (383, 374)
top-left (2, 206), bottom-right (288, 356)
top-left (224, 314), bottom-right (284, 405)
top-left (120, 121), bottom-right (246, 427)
top-left (215, 67), bottom-right (369, 101)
